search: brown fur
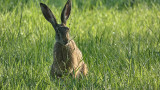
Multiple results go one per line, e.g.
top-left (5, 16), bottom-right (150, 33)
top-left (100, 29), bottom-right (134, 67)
top-left (50, 40), bottom-right (88, 78)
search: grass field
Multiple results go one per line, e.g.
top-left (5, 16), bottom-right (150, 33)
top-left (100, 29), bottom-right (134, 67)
top-left (0, 0), bottom-right (160, 89)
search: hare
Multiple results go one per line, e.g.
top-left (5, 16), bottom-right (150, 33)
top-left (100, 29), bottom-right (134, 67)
top-left (40, 0), bottom-right (88, 78)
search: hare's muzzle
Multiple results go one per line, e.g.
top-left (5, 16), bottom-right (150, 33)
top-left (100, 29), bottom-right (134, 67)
top-left (63, 40), bottom-right (68, 45)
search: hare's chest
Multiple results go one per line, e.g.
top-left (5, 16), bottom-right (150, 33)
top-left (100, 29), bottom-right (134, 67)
top-left (53, 46), bottom-right (73, 61)
top-left (53, 46), bottom-right (75, 71)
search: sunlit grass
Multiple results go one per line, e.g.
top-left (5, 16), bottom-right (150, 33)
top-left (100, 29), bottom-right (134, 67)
top-left (0, 0), bottom-right (160, 89)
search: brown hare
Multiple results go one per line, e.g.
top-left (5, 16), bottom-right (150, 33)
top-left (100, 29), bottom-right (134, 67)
top-left (40, 0), bottom-right (88, 78)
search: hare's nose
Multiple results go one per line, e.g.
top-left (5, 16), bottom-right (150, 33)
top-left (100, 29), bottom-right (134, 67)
top-left (63, 41), bottom-right (68, 45)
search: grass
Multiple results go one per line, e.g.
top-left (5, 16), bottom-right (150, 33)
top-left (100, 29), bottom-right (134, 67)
top-left (0, 0), bottom-right (160, 89)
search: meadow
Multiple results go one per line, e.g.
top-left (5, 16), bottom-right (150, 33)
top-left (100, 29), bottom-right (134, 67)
top-left (0, 0), bottom-right (160, 89)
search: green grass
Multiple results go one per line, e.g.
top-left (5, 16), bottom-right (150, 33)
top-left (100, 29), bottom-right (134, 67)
top-left (0, 0), bottom-right (160, 89)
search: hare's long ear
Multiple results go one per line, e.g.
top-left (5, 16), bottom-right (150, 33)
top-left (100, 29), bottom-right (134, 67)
top-left (40, 3), bottom-right (57, 28)
top-left (61, 0), bottom-right (71, 25)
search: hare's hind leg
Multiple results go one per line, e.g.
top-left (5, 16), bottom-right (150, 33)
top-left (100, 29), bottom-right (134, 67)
top-left (81, 63), bottom-right (88, 76)
top-left (77, 63), bottom-right (88, 78)
top-left (70, 62), bottom-right (88, 78)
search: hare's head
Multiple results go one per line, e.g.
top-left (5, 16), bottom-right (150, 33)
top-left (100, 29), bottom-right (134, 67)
top-left (40, 0), bottom-right (71, 45)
